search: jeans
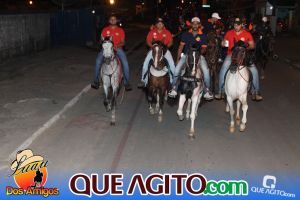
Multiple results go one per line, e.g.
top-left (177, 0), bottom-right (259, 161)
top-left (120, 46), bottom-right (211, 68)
top-left (172, 55), bottom-right (211, 90)
top-left (94, 48), bottom-right (130, 84)
top-left (141, 50), bottom-right (176, 85)
top-left (218, 55), bottom-right (260, 94)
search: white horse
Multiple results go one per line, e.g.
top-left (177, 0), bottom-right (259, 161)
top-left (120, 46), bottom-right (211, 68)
top-left (177, 47), bottom-right (204, 139)
top-left (225, 45), bottom-right (249, 133)
top-left (101, 36), bottom-right (123, 125)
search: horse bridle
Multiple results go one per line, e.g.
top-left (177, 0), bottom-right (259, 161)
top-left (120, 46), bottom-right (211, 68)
top-left (151, 44), bottom-right (166, 71)
top-left (102, 41), bottom-right (119, 77)
top-left (183, 51), bottom-right (203, 82)
top-left (232, 48), bottom-right (249, 83)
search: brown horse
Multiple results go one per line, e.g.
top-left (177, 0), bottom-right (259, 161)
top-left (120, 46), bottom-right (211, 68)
top-left (206, 30), bottom-right (222, 93)
top-left (147, 42), bottom-right (170, 122)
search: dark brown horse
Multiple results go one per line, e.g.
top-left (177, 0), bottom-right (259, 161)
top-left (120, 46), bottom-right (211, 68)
top-left (206, 30), bottom-right (222, 93)
top-left (254, 33), bottom-right (274, 80)
top-left (147, 42), bottom-right (170, 122)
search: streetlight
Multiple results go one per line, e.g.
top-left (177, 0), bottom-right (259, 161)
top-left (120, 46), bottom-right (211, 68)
top-left (29, 0), bottom-right (33, 5)
top-left (109, 0), bottom-right (115, 5)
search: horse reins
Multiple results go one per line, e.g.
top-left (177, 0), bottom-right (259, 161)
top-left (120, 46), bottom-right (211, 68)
top-left (235, 50), bottom-right (249, 83)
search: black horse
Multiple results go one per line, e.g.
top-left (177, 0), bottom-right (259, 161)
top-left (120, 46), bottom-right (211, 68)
top-left (254, 33), bottom-right (275, 80)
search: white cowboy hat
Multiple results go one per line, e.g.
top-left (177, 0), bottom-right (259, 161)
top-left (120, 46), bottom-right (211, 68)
top-left (11, 149), bottom-right (44, 170)
top-left (262, 16), bottom-right (268, 22)
top-left (212, 12), bottom-right (221, 19)
top-left (191, 17), bottom-right (201, 23)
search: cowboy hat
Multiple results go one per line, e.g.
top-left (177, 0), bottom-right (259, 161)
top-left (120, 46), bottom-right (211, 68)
top-left (212, 12), bottom-right (221, 19)
top-left (11, 149), bottom-right (44, 171)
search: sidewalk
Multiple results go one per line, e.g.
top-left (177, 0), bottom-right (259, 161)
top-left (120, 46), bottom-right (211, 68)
top-left (0, 24), bottom-right (148, 165)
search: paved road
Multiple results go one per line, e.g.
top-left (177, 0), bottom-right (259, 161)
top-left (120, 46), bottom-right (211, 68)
top-left (1, 26), bottom-right (299, 183)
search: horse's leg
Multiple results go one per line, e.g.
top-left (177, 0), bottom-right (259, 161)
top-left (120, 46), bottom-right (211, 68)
top-left (240, 94), bottom-right (248, 132)
top-left (260, 61), bottom-right (265, 80)
top-left (155, 91), bottom-right (160, 114)
top-left (148, 90), bottom-right (155, 115)
top-left (103, 83), bottom-right (111, 112)
top-left (177, 94), bottom-right (186, 121)
top-left (225, 103), bottom-right (230, 113)
top-left (164, 90), bottom-right (168, 101)
top-left (236, 100), bottom-right (241, 125)
top-left (158, 89), bottom-right (164, 123)
top-left (195, 92), bottom-right (202, 117)
top-left (186, 99), bottom-right (192, 120)
top-left (227, 96), bottom-right (235, 133)
top-left (111, 90), bottom-right (116, 126)
top-left (213, 64), bottom-right (218, 94)
top-left (189, 94), bottom-right (199, 139)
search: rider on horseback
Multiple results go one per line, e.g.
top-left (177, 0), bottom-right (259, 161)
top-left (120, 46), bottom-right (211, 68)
top-left (203, 12), bottom-right (224, 34)
top-left (91, 14), bottom-right (132, 91)
top-left (168, 17), bottom-right (214, 100)
top-left (138, 18), bottom-right (176, 87)
top-left (254, 16), bottom-right (273, 37)
top-left (215, 17), bottom-right (263, 101)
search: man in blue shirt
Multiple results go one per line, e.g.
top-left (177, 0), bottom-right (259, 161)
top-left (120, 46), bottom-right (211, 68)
top-left (168, 17), bottom-right (213, 100)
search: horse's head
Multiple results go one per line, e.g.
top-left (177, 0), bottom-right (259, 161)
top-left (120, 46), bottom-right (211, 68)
top-left (101, 36), bottom-right (115, 64)
top-left (151, 41), bottom-right (167, 70)
top-left (231, 40), bottom-right (247, 68)
top-left (185, 44), bottom-right (201, 76)
top-left (206, 32), bottom-right (220, 64)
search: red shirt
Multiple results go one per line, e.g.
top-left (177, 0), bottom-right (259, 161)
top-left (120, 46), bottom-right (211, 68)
top-left (224, 29), bottom-right (254, 54)
top-left (101, 26), bottom-right (125, 47)
top-left (146, 28), bottom-right (173, 47)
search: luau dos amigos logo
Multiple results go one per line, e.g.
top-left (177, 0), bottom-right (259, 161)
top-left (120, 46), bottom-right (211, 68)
top-left (6, 149), bottom-right (59, 198)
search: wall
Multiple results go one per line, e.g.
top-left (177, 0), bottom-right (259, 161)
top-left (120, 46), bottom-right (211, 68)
top-left (0, 14), bottom-right (50, 62)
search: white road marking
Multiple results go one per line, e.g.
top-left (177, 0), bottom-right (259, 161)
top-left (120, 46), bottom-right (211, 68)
top-left (8, 84), bottom-right (91, 161)
top-left (6, 39), bottom-right (144, 164)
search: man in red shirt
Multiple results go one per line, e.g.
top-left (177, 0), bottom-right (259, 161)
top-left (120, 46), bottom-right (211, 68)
top-left (92, 14), bottom-right (131, 91)
top-left (215, 17), bottom-right (263, 101)
top-left (138, 18), bottom-right (175, 87)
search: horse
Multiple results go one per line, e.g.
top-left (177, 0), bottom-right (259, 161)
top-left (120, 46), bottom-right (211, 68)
top-left (206, 30), bottom-right (222, 93)
top-left (177, 45), bottom-right (204, 139)
top-left (255, 33), bottom-right (274, 80)
top-left (100, 36), bottom-right (123, 126)
top-left (224, 42), bottom-right (249, 133)
top-left (146, 41), bottom-right (170, 122)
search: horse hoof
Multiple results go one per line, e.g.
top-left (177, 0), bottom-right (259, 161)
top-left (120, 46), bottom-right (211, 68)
top-left (149, 109), bottom-right (155, 115)
top-left (240, 124), bottom-right (246, 132)
top-left (236, 118), bottom-right (241, 125)
top-left (188, 133), bottom-right (195, 140)
top-left (229, 126), bottom-right (235, 133)
top-left (158, 116), bottom-right (163, 123)
top-left (225, 107), bottom-right (230, 113)
top-left (110, 122), bottom-right (116, 126)
top-left (185, 113), bottom-right (190, 120)
top-left (178, 115), bottom-right (184, 121)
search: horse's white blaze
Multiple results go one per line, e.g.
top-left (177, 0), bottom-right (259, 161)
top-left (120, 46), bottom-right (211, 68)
top-left (154, 46), bottom-right (159, 68)
top-left (103, 42), bottom-right (113, 58)
top-left (192, 51), bottom-right (196, 76)
top-left (225, 65), bottom-right (249, 132)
